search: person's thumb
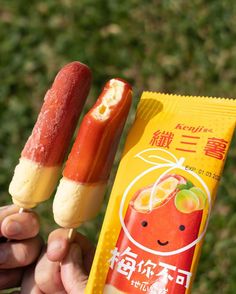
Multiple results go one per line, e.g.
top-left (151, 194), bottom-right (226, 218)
top-left (61, 243), bottom-right (88, 294)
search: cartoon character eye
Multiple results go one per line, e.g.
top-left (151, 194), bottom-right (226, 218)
top-left (141, 221), bottom-right (148, 227)
top-left (179, 225), bottom-right (185, 231)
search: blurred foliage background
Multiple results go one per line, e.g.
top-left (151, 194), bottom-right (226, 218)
top-left (1, 0), bottom-right (236, 293)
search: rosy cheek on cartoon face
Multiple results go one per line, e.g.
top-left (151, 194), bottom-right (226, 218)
top-left (124, 197), bottom-right (203, 252)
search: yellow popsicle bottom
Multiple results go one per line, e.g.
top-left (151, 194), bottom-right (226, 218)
top-left (53, 178), bottom-right (106, 228)
top-left (9, 157), bottom-right (61, 209)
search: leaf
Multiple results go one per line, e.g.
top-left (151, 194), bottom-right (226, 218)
top-left (135, 148), bottom-right (177, 166)
top-left (177, 180), bottom-right (194, 191)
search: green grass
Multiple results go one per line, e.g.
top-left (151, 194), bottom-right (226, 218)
top-left (1, 1), bottom-right (236, 293)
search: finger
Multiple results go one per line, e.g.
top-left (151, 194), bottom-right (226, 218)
top-left (0, 205), bottom-right (19, 219)
top-left (0, 268), bottom-right (23, 290)
top-left (61, 243), bottom-right (88, 294)
top-left (74, 233), bottom-right (95, 273)
top-left (1, 212), bottom-right (40, 240)
top-left (0, 236), bottom-right (43, 269)
top-left (21, 265), bottom-right (44, 294)
top-left (74, 232), bottom-right (95, 256)
top-left (47, 228), bottom-right (70, 262)
top-left (0, 237), bottom-right (8, 243)
top-left (47, 229), bottom-right (94, 265)
top-left (83, 246), bottom-right (96, 274)
top-left (0, 205), bottom-right (19, 236)
top-left (35, 248), bottom-right (66, 294)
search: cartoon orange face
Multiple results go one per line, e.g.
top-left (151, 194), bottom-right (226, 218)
top-left (124, 174), bottom-right (205, 252)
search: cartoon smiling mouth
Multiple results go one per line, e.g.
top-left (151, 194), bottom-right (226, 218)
top-left (157, 240), bottom-right (169, 246)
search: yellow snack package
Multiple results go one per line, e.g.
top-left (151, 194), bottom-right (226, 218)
top-left (86, 92), bottom-right (236, 294)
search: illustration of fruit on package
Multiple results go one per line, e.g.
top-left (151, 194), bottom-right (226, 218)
top-left (86, 92), bottom-right (236, 294)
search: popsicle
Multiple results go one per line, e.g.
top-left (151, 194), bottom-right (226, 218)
top-left (9, 61), bottom-right (92, 209)
top-left (53, 78), bottom-right (132, 228)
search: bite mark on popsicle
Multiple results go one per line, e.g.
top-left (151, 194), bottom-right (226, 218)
top-left (9, 62), bottom-right (92, 208)
top-left (53, 78), bottom-right (132, 228)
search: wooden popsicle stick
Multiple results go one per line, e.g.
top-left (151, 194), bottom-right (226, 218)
top-left (68, 228), bottom-right (76, 243)
top-left (19, 207), bottom-right (24, 214)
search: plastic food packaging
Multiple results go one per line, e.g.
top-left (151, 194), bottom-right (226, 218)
top-left (86, 92), bottom-right (236, 294)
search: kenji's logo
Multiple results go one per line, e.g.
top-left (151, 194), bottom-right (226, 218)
top-left (175, 124), bottom-right (213, 133)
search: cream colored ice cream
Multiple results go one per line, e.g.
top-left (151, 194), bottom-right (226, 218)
top-left (9, 158), bottom-right (60, 208)
top-left (53, 178), bottom-right (106, 228)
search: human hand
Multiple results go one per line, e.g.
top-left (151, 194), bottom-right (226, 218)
top-left (21, 228), bottom-right (95, 294)
top-left (0, 205), bottom-right (43, 290)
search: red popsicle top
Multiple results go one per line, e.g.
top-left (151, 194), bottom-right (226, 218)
top-left (63, 78), bottom-right (132, 183)
top-left (22, 61), bottom-right (92, 166)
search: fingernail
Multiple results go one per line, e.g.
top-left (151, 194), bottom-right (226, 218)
top-left (6, 221), bottom-right (22, 236)
top-left (0, 247), bottom-right (8, 263)
top-left (48, 240), bottom-right (62, 253)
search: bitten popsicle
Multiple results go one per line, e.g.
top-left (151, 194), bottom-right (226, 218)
top-left (53, 78), bottom-right (132, 228)
top-left (9, 61), bottom-right (92, 209)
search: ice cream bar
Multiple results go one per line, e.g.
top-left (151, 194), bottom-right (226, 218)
top-left (53, 78), bottom-right (132, 228)
top-left (9, 62), bottom-right (92, 208)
